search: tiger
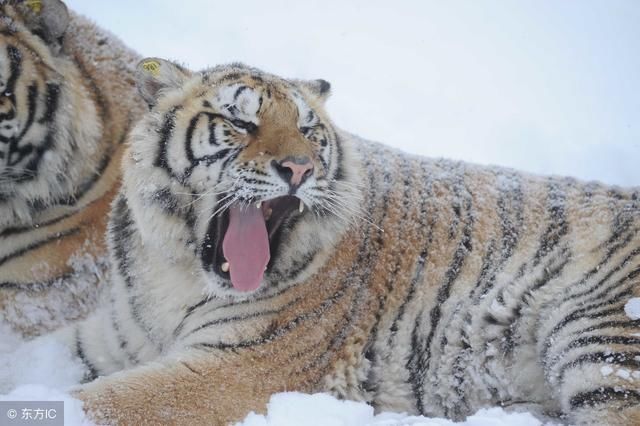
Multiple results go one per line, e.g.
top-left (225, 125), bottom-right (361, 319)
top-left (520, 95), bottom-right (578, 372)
top-left (0, 0), bottom-right (144, 336)
top-left (27, 58), bottom-right (640, 426)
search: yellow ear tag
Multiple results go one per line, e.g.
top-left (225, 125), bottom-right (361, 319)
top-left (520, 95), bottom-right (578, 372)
top-left (141, 60), bottom-right (161, 77)
top-left (25, 0), bottom-right (43, 13)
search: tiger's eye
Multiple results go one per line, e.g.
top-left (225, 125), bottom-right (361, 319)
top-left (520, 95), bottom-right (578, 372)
top-left (231, 119), bottom-right (257, 134)
top-left (300, 126), bottom-right (312, 135)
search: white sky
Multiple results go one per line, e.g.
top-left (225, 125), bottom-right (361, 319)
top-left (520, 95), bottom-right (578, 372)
top-left (66, 0), bottom-right (640, 186)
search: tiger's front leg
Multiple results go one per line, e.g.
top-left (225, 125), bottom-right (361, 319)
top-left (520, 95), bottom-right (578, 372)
top-left (72, 339), bottom-right (324, 426)
top-left (72, 351), bottom-right (253, 425)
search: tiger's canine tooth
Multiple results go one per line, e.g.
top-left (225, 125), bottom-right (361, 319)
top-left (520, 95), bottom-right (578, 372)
top-left (221, 262), bottom-right (230, 272)
top-left (256, 201), bottom-right (262, 209)
top-left (299, 200), bottom-right (304, 213)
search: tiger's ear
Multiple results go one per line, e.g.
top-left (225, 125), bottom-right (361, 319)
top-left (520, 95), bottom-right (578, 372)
top-left (295, 79), bottom-right (332, 103)
top-left (19, 0), bottom-right (70, 42)
top-left (135, 58), bottom-right (192, 107)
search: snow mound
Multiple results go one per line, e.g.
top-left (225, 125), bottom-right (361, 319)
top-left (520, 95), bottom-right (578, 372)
top-left (624, 297), bottom-right (640, 320)
top-left (0, 324), bottom-right (85, 393)
top-left (0, 324), bottom-right (92, 426)
top-left (236, 392), bottom-right (543, 426)
top-left (0, 385), bottom-right (93, 426)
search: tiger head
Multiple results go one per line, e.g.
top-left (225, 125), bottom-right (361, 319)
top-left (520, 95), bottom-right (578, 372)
top-left (125, 58), bottom-right (363, 298)
top-left (0, 0), bottom-right (101, 213)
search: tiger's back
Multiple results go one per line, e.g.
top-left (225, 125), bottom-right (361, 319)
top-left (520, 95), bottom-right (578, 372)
top-left (324, 140), bottom-right (640, 424)
top-left (0, 1), bottom-right (144, 335)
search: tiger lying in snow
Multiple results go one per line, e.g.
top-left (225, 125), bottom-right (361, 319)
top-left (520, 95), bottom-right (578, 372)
top-left (0, 0), bottom-right (144, 336)
top-left (33, 58), bottom-right (640, 425)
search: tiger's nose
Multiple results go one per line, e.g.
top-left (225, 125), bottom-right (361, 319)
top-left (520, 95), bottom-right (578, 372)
top-left (272, 156), bottom-right (314, 187)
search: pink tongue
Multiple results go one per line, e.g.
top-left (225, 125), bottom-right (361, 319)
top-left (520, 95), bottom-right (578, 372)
top-left (222, 205), bottom-right (270, 292)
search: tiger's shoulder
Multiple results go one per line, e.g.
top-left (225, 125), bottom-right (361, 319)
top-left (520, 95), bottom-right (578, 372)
top-left (0, 0), bottom-right (145, 336)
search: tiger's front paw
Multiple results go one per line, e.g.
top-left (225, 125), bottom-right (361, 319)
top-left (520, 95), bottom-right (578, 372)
top-left (72, 378), bottom-right (166, 426)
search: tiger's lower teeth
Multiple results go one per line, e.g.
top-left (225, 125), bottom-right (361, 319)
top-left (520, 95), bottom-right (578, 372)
top-left (221, 262), bottom-right (230, 272)
top-left (265, 208), bottom-right (272, 220)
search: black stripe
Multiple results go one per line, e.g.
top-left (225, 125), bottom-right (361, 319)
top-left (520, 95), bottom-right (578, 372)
top-left (186, 308), bottom-right (282, 338)
top-left (218, 72), bottom-right (243, 84)
top-left (75, 328), bottom-right (99, 382)
top-left (20, 89), bottom-right (52, 175)
top-left (150, 187), bottom-right (183, 217)
top-left (0, 211), bottom-right (74, 238)
top-left (5, 45), bottom-right (22, 96)
top-left (0, 270), bottom-right (74, 291)
top-left (217, 149), bottom-right (241, 177)
top-left (73, 55), bottom-right (109, 125)
top-left (566, 335), bottom-right (640, 350)
top-left (557, 351), bottom-right (640, 382)
top-left (38, 83), bottom-right (60, 124)
top-left (8, 84), bottom-right (37, 170)
top-left (109, 196), bottom-right (136, 289)
top-left (570, 387), bottom-right (640, 409)
top-left (574, 319), bottom-right (640, 335)
top-left (185, 112), bottom-right (216, 163)
top-left (533, 181), bottom-right (568, 265)
top-left (332, 132), bottom-right (344, 181)
top-left (0, 226), bottom-right (80, 268)
top-left (173, 296), bottom-right (213, 338)
top-left (233, 85), bottom-right (248, 100)
top-left (154, 105), bottom-right (183, 177)
top-left (240, 177), bottom-right (273, 186)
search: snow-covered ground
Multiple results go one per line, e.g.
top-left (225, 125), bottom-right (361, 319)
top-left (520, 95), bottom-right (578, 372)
top-left (237, 393), bottom-right (543, 426)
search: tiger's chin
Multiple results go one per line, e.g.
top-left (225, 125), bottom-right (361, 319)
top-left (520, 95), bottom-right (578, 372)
top-left (200, 194), bottom-right (308, 297)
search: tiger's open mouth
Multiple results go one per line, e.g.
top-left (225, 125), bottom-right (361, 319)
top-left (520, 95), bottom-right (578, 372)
top-left (202, 195), bottom-right (304, 292)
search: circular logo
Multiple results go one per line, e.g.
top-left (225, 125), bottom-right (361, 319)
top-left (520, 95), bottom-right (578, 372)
top-left (6, 408), bottom-right (17, 419)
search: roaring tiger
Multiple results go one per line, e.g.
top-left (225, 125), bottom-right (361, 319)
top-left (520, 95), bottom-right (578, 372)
top-left (35, 58), bottom-right (639, 426)
top-left (0, 0), bottom-right (144, 335)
